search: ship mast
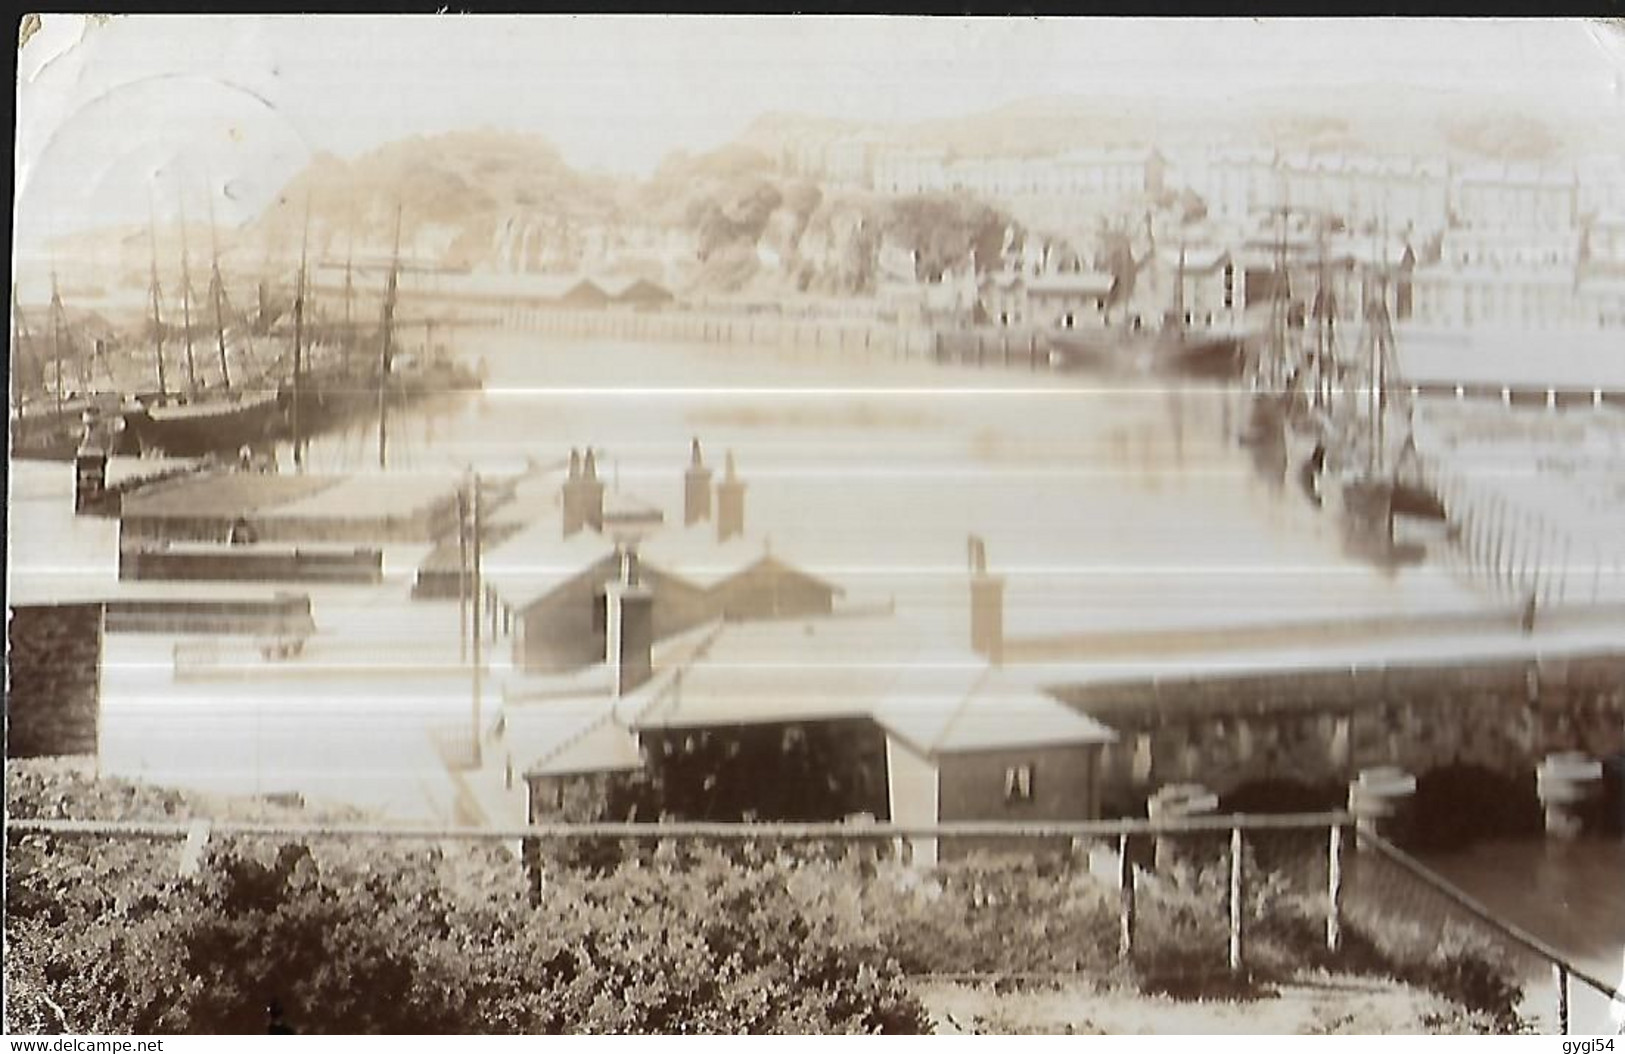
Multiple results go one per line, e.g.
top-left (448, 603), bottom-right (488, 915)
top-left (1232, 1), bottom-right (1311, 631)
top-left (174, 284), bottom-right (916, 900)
top-left (48, 273), bottom-right (65, 415)
top-left (11, 295), bottom-right (31, 415)
top-left (1364, 272), bottom-right (1396, 479)
top-left (1258, 205), bottom-right (1291, 394)
top-left (51, 273), bottom-right (92, 396)
top-left (1310, 223), bottom-right (1335, 413)
top-left (292, 198), bottom-right (311, 471)
top-left (377, 204), bottom-right (403, 470)
top-left (1173, 243), bottom-right (1187, 332)
top-left (343, 230), bottom-right (355, 371)
top-left (178, 195), bottom-right (199, 394)
top-left (206, 190), bottom-right (233, 390)
top-left (147, 197), bottom-right (169, 397)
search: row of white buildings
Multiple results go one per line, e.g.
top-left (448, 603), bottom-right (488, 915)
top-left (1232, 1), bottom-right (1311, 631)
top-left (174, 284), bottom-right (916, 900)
top-left (785, 137), bottom-right (1625, 238)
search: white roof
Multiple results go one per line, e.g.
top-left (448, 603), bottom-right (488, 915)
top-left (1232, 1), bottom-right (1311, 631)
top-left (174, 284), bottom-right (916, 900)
top-left (504, 698), bottom-right (644, 779)
top-left (1158, 247), bottom-right (1230, 273)
top-left (631, 615), bottom-right (1113, 756)
top-left (1026, 272), bottom-right (1115, 297)
top-left (482, 512), bottom-right (619, 610)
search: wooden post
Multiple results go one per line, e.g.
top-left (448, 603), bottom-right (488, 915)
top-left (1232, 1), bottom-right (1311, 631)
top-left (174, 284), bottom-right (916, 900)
top-left (1326, 823), bottom-right (1343, 953)
top-left (1553, 962), bottom-right (1569, 1035)
top-left (1228, 824), bottom-right (1245, 972)
top-left (522, 835), bottom-right (543, 906)
top-left (458, 482), bottom-right (470, 663)
top-left (178, 819), bottom-right (211, 878)
top-left (1118, 832), bottom-right (1136, 960)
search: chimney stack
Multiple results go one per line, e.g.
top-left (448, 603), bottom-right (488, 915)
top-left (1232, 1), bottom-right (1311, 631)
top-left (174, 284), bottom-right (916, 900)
top-left (716, 451), bottom-right (746, 542)
top-left (684, 437), bottom-right (713, 526)
top-left (967, 535), bottom-right (1005, 665)
top-left (581, 448), bottom-right (605, 532)
top-left (562, 448), bottom-right (584, 536)
top-left (74, 418), bottom-right (110, 515)
top-left (564, 447), bottom-right (606, 537)
top-left (605, 546), bottom-right (654, 697)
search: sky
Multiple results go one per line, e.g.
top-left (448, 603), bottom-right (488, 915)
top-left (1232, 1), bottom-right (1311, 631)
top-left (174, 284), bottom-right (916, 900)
top-left (13, 15), bottom-right (1625, 257)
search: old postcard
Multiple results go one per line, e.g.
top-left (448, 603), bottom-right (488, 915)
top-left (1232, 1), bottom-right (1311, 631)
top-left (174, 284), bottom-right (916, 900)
top-left (7, 14), bottom-right (1625, 1038)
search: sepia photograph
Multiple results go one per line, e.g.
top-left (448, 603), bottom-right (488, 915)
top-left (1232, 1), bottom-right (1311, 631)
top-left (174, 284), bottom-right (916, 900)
top-left (6, 13), bottom-right (1625, 1038)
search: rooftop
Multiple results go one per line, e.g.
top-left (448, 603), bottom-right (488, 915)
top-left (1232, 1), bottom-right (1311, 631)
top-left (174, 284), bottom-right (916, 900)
top-left (1026, 272), bottom-right (1115, 296)
top-left (637, 521), bottom-right (839, 593)
top-left (481, 512), bottom-right (619, 610)
top-left (630, 614), bottom-right (1114, 756)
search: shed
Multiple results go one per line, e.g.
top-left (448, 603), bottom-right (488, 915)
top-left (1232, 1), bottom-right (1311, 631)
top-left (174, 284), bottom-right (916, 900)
top-left (597, 275), bottom-right (675, 309)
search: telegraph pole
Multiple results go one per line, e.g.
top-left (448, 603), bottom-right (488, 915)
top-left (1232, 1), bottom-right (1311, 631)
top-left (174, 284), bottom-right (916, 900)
top-left (377, 204), bottom-right (402, 470)
top-left (458, 478), bottom-right (470, 664)
top-left (470, 470), bottom-right (484, 767)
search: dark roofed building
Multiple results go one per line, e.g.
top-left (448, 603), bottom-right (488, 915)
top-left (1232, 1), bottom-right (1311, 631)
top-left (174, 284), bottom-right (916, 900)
top-left (596, 275), bottom-right (675, 309)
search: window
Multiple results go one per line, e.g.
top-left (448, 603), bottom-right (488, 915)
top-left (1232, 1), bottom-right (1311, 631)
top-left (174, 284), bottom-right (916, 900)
top-left (1004, 763), bottom-right (1035, 803)
top-left (1222, 263), bottom-right (1235, 309)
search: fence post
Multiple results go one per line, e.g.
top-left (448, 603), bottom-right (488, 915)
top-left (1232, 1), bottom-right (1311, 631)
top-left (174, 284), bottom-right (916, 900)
top-left (1553, 962), bottom-right (1569, 1035)
top-left (522, 835), bottom-right (544, 906)
top-left (1118, 832), bottom-right (1136, 960)
top-left (1326, 822), bottom-right (1343, 953)
top-left (178, 819), bottom-right (212, 878)
top-left (1228, 824), bottom-right (1245, 973)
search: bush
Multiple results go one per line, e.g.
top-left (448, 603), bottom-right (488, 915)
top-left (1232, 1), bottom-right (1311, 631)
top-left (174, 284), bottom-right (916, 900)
top-left (5, 828), bottom-right (931, 1035)
top-left (3, 766), bottom-right (1531, 1034)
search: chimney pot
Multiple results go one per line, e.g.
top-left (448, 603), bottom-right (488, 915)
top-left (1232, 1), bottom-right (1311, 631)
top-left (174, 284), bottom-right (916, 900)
top-left (968, 538), bottom-right (1005, 665)
top-left (563, 447), bottom-right (605, 536)
top-left (605, 546), bottom-right (654, 697)
top-left (74, 447), bottom-right (109, 515)
top-left (684, 437), bottom-right (714, 526)
top-left (716, 450), bottom-right (746, 542)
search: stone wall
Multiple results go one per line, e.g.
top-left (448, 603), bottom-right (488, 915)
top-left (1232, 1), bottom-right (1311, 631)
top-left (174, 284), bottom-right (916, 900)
top-left (6, 604), bottom-right (103, 758)
top-left (1058, 653), bottom-right (1625, 812)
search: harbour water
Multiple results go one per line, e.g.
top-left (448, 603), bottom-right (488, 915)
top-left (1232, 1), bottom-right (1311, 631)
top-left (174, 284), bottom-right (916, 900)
top-left (280, 327), bottom-right (1490, 636)
top-left (1400, 839), bottom-right (1625, 1032)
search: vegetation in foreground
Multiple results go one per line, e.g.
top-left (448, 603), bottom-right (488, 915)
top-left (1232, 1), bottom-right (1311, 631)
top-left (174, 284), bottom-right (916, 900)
top-left (4, 761), bottom-right (1525, 1035)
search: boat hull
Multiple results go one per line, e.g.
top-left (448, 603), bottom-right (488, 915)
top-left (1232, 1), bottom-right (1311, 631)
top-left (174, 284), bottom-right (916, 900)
top-left (126, 391), bottom-right (284, 458)
top-left (1046, 328), bottom-right (1245, 379)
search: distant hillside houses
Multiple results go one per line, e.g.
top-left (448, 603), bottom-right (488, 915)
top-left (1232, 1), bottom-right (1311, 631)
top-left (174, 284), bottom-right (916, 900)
top-left (871, 146), bottom-right (1165, 203)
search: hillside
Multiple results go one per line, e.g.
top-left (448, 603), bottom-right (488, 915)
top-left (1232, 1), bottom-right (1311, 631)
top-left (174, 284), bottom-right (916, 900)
top-left (246, 130), bottom-right (623, 271)
top-left (31, 86), bottom-right (1621, 311)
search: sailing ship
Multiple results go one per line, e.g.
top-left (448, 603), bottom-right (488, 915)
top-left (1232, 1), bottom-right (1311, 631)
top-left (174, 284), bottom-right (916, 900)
top-left (1267, 237), bottom-right (1449, 563)
top-left (9, 278), bottom-right (125, 460)
top-left (281, 212), bottom-right (484, 456)
top-left (122, 201), bottom-right (281, 459)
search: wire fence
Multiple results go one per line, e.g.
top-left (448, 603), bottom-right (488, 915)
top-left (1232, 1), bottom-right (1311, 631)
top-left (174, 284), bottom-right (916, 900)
top-left (8, 809), bottom-right (1618, 1033)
